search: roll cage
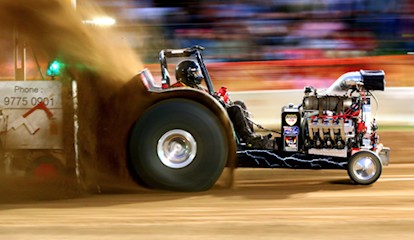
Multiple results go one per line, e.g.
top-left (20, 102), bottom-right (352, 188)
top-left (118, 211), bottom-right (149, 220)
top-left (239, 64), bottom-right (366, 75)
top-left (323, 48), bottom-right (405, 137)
top-left (159, 45), bottom-right (216, 96)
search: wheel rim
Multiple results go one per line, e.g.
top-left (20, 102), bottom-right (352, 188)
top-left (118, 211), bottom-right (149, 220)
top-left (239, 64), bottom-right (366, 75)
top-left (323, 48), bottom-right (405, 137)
top-left (157, 129), bottom-right (197, 169)
top-left (352, 156), bottom-right (377, 181)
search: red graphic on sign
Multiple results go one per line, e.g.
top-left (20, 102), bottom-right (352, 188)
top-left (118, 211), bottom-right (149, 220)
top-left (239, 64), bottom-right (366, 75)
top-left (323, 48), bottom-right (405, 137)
top-left (7, 102), bottom-right (54, 135)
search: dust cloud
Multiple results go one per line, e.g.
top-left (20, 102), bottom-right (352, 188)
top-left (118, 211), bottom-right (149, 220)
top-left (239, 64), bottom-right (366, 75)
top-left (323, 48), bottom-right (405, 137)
top-left (0, 0), bottom-right (149, 199)
top-left (0, 0), bottom-right (143, 82)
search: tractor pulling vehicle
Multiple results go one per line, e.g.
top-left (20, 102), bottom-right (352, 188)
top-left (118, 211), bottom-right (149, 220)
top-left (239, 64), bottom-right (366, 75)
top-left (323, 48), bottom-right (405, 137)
top-left (127, 45), bottom-right (390, 191)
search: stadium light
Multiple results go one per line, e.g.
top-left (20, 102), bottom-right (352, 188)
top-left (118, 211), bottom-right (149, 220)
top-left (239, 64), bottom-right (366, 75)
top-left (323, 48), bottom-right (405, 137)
top-left (82, 17), bottom-right (116, 27)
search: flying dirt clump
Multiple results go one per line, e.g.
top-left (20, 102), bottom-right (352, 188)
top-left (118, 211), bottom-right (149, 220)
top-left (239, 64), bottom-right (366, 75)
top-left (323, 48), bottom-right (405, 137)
top-left (0, 0), bottom-right (147, 192)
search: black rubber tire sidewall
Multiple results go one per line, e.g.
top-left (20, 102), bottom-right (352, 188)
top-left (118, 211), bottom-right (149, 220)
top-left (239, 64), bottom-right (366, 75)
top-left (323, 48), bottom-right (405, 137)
top-left (128, 99), bottom-right (228, 192)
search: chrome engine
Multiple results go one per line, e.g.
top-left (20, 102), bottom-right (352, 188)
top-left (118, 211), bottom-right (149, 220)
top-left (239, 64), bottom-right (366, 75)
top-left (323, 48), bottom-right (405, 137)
top-left (282, 70), bottom-right (385, 158)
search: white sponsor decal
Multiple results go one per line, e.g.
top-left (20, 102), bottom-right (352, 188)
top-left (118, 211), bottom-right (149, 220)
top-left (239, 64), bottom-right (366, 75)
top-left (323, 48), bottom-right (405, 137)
top-left (285, 114), bottom-right (297, 126)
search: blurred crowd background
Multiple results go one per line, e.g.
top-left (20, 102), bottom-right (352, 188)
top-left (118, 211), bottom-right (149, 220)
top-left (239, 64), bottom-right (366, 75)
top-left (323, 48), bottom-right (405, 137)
top-left (90, 0), bottom-right (414, 63)
top-left (1, 0), bottom-right (413, 89)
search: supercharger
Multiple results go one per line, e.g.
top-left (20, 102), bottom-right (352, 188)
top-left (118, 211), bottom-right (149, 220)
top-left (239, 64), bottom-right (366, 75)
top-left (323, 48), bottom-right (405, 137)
top-left (281, 70), bottom-right (386, 159)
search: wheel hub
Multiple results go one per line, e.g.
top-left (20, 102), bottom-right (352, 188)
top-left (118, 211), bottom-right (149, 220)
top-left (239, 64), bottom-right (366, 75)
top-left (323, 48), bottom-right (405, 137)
top-left (157, 129), bottom-right (197, 169)
top-left (353, 156), bottom-right (376, 181)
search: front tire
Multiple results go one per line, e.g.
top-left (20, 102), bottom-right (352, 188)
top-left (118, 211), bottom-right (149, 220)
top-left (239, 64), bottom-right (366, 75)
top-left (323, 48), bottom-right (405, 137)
top-left (347, 151), bottom-right (382, 185)
top-left (128, 99), bottom-right (228, 192)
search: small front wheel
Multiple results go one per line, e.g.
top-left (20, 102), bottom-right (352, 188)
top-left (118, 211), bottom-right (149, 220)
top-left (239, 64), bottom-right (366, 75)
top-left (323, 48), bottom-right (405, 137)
top-left (347, 151), bottom-right (382, 185)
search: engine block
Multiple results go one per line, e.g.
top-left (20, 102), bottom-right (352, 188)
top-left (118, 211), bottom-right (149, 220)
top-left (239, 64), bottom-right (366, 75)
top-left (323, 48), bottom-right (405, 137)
top-left (281, 70), bottom-right (385, 158)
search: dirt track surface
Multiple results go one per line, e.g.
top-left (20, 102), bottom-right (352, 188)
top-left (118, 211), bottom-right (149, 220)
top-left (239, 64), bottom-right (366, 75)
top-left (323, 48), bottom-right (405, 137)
top-left (0, 130), bottom-right (412, 239)
top-left (1, 161), bottom-right (413, 240)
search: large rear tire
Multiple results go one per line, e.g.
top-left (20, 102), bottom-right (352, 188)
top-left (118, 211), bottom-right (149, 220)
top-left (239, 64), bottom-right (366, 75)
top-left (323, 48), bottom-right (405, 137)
top-left (347, 151), bottom-right (382, 185)
top-left (128, 99), bottom-right (228, 192)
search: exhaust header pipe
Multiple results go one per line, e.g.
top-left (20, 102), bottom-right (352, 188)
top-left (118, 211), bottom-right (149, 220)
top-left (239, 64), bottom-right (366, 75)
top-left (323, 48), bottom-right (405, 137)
top-left (324, 70), bottom-right (385, 96)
